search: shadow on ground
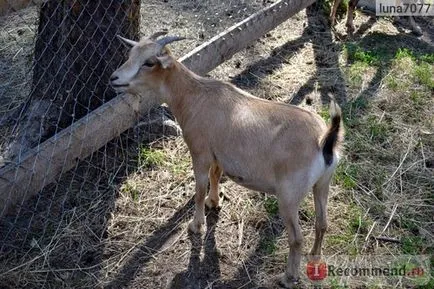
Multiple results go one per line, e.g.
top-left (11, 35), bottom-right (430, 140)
top-left (232, 2), bottom-right (348, 106)
top-left (168, 210), bottom-right (284, 289)
top-left (105, 198), bottom-right (195, 289)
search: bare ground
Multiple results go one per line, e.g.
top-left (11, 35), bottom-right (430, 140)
top-left (0, 1), bottom-right (433, 289)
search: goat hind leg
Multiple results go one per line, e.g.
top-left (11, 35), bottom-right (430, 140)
top-left (310, 177), bottom-right (331, 259)
top-left (278, 196), bottom-right (304, 287)
top-left (205, 162), bottom-right (223, 209)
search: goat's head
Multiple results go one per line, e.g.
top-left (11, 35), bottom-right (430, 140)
top-left (110, 31), bottom-right (185, 95)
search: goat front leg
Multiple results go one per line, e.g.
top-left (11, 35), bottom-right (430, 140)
top-left (188, 159), bottom-right (210, 234)
top-left (205, 162), bottom-right (223, 209)
top-left (278, 195), bottom-right (304, 288)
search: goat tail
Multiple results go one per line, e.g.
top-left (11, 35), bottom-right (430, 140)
top-left (321, 100), bottom-right (344, 166)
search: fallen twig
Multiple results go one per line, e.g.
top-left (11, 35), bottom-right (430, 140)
top-left (374, 236), bottom-right (401, 244)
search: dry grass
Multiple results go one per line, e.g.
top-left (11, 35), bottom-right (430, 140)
top-left (0, 5), bottom-right (36, 154)
top-left (0, 1), bottom-right (433, 289)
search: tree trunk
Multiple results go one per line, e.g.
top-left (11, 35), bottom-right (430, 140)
top-left (5, 0), bottom-right (140, 161)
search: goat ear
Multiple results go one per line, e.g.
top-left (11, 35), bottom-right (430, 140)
top-left (156, 55), bottom-right (173, 69)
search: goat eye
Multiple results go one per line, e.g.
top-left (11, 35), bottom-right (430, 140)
top-left (142, 60), bottom-right (155, 67)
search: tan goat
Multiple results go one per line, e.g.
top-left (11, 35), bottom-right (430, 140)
top-left (110, 32), bottom-right (344, 287)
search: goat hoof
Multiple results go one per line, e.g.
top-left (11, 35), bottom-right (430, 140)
top-left (205, 197), bottom-right (220, 209)
top-left (307, 253), bottom-right (322, 262)
top-left (188, 221), bottom-right (203, 234)
top-left (278, 274), bottom-right (301, 288)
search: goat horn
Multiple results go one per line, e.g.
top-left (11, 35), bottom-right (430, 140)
top-left (156, 36), bottom-right (186, 48)
top-left (150, 31), bottom-right (168, 40)
top-left (117, 35), bottom-right (138, 47)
